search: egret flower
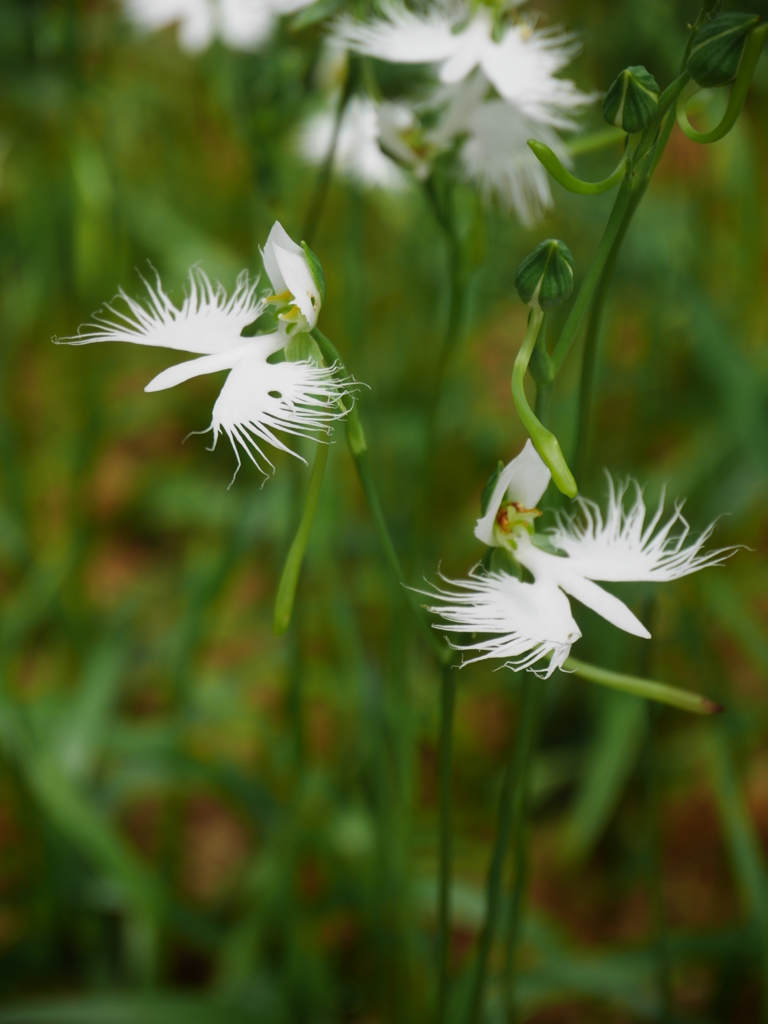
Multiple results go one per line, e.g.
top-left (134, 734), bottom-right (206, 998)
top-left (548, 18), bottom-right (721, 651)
top-left (423, 75), bottom-right (573, 225)
top-left (299, 96), bottom-right (412, 191)
top-left (333, 3), bottom-right (594, 221)
top-left (334, 3), bottom-right (592, 128)
top-left (123, 0), bottom-right (314, 54)
top-left (61, 222), bottom-right (350, 480)
top-left (423, 442), bottom-right (736, 677)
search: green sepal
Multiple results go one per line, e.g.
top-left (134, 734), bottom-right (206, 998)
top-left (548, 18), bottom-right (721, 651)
top-left (530, 533), bottom-right (567, 557)
top-left (301, 241), bottom-right (326, 306)
top-left (602, 65), bottom-right (660, 134)
top-left (515, 240), bottom-right (574, 312)
top-left (480, 461), bottom-right (505, 516)
top-left (284, 333), bottom-right (324, 365)
top-left (688, 13), bottom-right (760, 88)
top-left (481, 546), bottom-right (526, 580)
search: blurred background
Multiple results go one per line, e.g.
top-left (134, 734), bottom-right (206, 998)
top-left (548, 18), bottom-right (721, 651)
top-left (0, 0), bottom-right (767, 1020)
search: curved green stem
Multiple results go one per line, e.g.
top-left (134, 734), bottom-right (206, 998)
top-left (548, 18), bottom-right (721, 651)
top-left (528, 140), bottom-right (628, 195)
top-left (467, 675), bottom-right (541, 1024)
top-left (564, 657), bottom-right (722, 715)
top-left (512, 311), bottom-right (577, 498)
top-left (437, 664), bottom-right (457, 1024)
top-left (273, 441), bottom-right (329, 636)
top-left (311, 328), bottom-right (452, 666)
top-left (677, 25), bottom-right (768, 144)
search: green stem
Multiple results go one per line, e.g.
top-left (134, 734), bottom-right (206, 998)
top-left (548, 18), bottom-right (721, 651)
top-left (466, 676), bottom-right (540, 1024)
top-left (273, 441), bottom-right (329, 636)
top-left (566, 126), bottom-right (626, 157)
top-left (572, 182), bottom-right (645, 482)
top-left (551, 176), bottom-right (634, 376)
top-left (301, 71), bottom-right (354, 245)
top-left (512, 311), bottom-right (577, 498)
top-left (502, 677), bottom-right (544, 1022)
top-left (564, 657), bottom-right (722, 715)
top-left (311, 328), bottom-right (452, 666)
top-left (436, 664), bottom-right (457, 1024)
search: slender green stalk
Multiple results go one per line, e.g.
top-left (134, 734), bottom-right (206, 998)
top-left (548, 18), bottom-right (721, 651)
top-left (512, 310), bottom-right (576, 498)
top-left (572, 182), bottom-right (646, 482)
top-left (301, 70), bottom-right (354, 245)
top-left (437, 664), bottom-right (457, 1024)
top-left (564, 657), bottom-right (722, 715)
top-left (502, 677), bottom-right (545, 1023)
top-left (550, 176), bottom-right (634, 376)
top-left (311, 328), bottom-right (452, 666)
top-left (273, 441), bottom-right (329, 636)
top-left (466, 676), bottom-right (540, 1024)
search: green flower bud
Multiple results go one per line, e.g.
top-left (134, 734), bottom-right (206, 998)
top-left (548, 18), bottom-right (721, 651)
top-left (688, 13), bottom-right (761, 88)
top-left (515, 239), bottom-right (574, 312)
top-left (602, 66), bottom-right (660, 134)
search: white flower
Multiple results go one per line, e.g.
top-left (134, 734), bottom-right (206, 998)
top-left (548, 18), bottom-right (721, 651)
top-left (334, 3), bottom-right (592, 128)
top-left (122, 0), bottom-right (314, 53)
top-left (424, 75), bottom-right (573, 225)
top-left (299, 96), bottom-right (411, 192)
top-left (424, 442), bottom-right (737, 676)
top-left (61, 223), bottom-right (350, 480)
top-left (261, 221), bottom-right (323, 332)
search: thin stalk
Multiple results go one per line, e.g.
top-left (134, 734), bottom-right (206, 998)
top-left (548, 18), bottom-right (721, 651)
top-left (273, 440), bottom-right (329, 636)
top-left (502, 678), bottom-right (545, 1023)
top-left (572, 183), bottom-right (646, 482)
top-left (437, 664), bottom-right (457, 1024)
top-left (512, 310), bottom-right (576, 498)
top-left (551, 175), bottom-right (633, 376)
top-left (302, 72), bottom-right (354, 245)
top-left (466, 676), bottom-right (540, 1024)
top-left (564, 657), bottom-right (722, 716)
top-left (311, 328), bottom-right (452, 666)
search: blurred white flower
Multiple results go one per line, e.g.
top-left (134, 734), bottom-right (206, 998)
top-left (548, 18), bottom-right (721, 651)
top-left (334, 3), bottom-right (594, 222)
top-left (123, 0), bottom-right (314, 53)
top-left (62, 223), bottom-right (350, 480)
top-left (335, 3), bottom-right (592, 128)
top-left (423, 442), bottom-right (736, 676)
top-left (424, 75), bottom-right (573, 226)
top-left (299, 96), bottom-right (412, 191)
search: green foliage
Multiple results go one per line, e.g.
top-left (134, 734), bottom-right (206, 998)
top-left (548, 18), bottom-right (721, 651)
top-left (0, 0), bottom-right (765, 1021)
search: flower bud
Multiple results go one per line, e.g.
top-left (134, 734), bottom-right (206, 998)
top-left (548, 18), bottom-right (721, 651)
top-left (688, 13), bottom-right (761, 88)
top-left (515, 239), bottom-right (574, 312)
top-left (602, 66), bottom-right (659, 134)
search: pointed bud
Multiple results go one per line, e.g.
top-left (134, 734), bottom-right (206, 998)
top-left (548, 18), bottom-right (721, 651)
top-left (602, 66), bottom-right (660, 134)
top-left (515, 240), bottom-right (574, 312)
top-left (688, 13), bottom-right (761, 88)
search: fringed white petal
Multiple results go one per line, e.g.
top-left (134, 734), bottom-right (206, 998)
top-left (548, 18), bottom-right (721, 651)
top-left (334, 4), bottom-right (462, 66)
top-left (419, 568), bottom-right (580, 678)
top-left (62, 267), bottom-right (266, 356)
top-left (209, 354), bottom-right (353, 480)
top-left (548, 477), bottom-right (739, 582)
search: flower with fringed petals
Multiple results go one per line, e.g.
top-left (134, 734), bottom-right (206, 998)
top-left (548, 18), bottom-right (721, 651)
top-left (59, 222), bottom-right (353, 483)
top-left (422, 442), bottom-right (738, 677)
